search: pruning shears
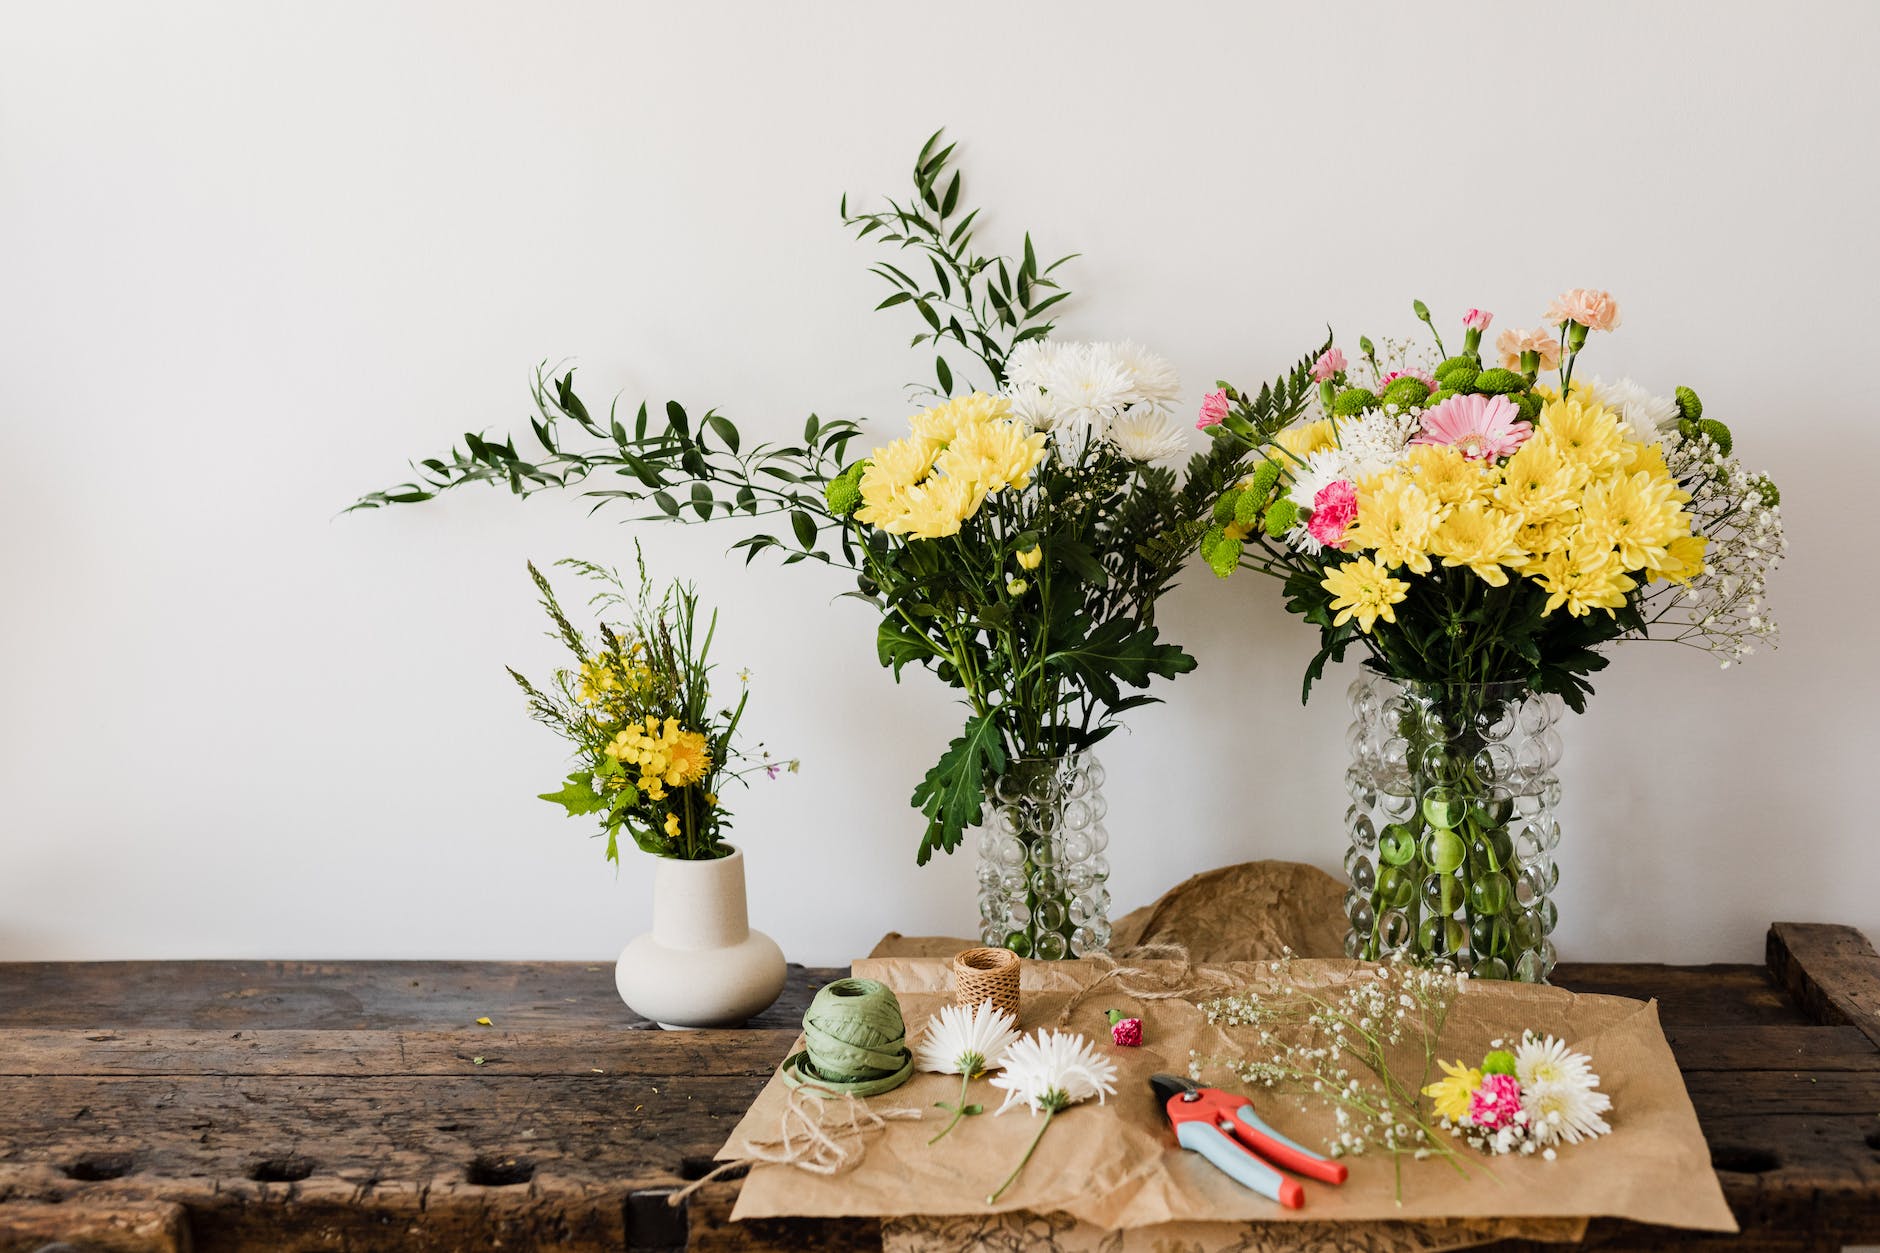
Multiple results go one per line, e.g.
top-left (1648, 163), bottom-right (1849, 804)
top-left (1149, 1074), bottom-right (1348, 1210)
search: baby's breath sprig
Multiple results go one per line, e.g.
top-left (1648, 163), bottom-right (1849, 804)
top-left (1189, 951), bottom-right (1475, 1199)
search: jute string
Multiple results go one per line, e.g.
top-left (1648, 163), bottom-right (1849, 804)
top-left (1051, 942), bottom-right (1241, 1025)
top-left (950, 946), bottom-right (1021, 1016)
top-left (668, 1083), bottom-right (922, 1204)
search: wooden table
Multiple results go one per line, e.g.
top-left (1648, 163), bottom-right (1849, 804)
top-left (2, 923), bottom-right (1878, 1253)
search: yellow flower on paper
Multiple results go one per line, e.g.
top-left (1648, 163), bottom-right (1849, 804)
top-left (1431, 500), bottom-right (1527, 587)
top-left (1321, 556), bottom-right (1410, 633)
top-left (1532, 542), bottom-right (1636, 617)
top-left (1348, 479), bottom-right (1440, 574)
top-left (1424, 1059), bottom-right (1482, 1123)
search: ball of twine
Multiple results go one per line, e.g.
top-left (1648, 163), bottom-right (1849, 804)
top-left (781, 977), bottom-right (912, 1098)
top-left (951, 946), bottom-right (1021, 1017)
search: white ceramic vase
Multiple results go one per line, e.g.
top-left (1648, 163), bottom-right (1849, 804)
top-left (615, 846), bottom-right (786, 1029)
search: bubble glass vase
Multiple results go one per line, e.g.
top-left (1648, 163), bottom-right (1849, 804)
top-left (1342, 676), bottom-right (1564, 982)
top-left (974, 752), bottom-right (1111, 960)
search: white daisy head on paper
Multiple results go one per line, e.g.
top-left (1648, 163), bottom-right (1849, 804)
top-left (1514, 1033), bottom-right (1612, 1146)
top-left (1107, 405), bottom-right (1190, 463)
top-left (988, 1028), bottom-right (1119, 1116)
top-left (914, 1001), bottom-right (1021, 1078)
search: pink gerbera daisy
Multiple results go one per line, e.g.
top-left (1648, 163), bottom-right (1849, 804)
top-left (1412, 393), bottom-right (1532, 461)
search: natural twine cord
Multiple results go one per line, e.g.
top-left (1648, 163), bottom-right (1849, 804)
top-left (1051, 942), bottom-right (1241, 1026)
top-left (667, 1083), bottom-right (923, 1205)
top-left (951, 946), bottom-right (1021, 1016)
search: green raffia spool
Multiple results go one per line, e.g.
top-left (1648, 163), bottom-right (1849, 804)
top-left (780, 977), bottom-right (913, 1098)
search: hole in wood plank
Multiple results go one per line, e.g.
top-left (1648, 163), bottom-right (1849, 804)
top-left (466, 1155), bottom-right (535, 1187)
top-left (680, 1155), bottom-right (745, 1182)
top-left (249, 1156), bottom-right (316, 1183)
top-left (1866, 1129), bottom-right (1880, 1152)
top-left (1710, 1145), bottom-right (1779, 1174)
top-left (626, 1188), bottom-right (688, 1250)
top-left (63, 1152), bottom-right (134, 1181)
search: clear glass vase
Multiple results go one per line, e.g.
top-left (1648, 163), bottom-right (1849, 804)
top-left (1343, 676), bottom-right (1565, 982)
top-left (974, 753), bottom-right (1112, 960)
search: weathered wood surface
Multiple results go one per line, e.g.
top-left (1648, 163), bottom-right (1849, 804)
top-left (2, 931), bottom-right (1879, 1251)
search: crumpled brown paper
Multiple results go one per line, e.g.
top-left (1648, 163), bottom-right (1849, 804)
top-left (721, 863), bottom-right (1736, 1249)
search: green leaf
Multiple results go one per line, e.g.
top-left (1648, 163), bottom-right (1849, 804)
top-left (706, 414), bottom-right (740, 453)
top-left (691, 483), bottom-right (713, 520)
top-left (876, 619), bottom-right (932, 679)
top-left (665, 400), bottom-right (690, 438)
top-left (875, 291), bottom-right (913, 311)
top-left (652, 490), bottom-right (680, 517)
top-left (909, 712), bottom-right (1006, 865)
top-left (935, 355), bottom-right (953, 395)
top-left (939, 171), bottom-right (960, 218)
top-left (538, 773), bottom-right (610, 817)
top-left (790, 509), bottom-right (817, 549)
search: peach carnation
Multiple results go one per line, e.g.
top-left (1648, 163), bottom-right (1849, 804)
top-left (1496, 327), bottom-right (1563, 371)
top-left (1544, 288), bottom-right (1622, 333)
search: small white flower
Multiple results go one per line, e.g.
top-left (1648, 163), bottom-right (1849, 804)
top-left (989, 1028), bottom-right (1119, 1116)
top-left (1107, 406), bottom-right (1189, 462)
top-left (915, 1001), bottom-right (1020, 1077)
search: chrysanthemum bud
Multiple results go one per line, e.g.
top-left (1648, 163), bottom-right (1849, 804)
top-left (1263, 498), bottom-right (1301, 537)
top-left (1753, 475), bottom-right (1781, 507)
top-left (1471, 368), bottom-right (1526, 395)
top-left (1213, 488), bottom-right (1244, 523)
top-left (1481, 1049), bottom-right (1517, 1076)
top-left (1245, 458), bottom-right (1282, 501)
top-left (1006, 577), bottom-right (1029, 596)
top-left (1513, 391), bottom-right (1543, 423)
top-left (1381, 377), bottom-right (1432, 409)
top-left (823, 472), bottom-right (864, 518)
top-left (1675, 386), bottom-right (1704, 421)
top-left (1015, 544), bottom-right (1043, 570)
top-left (1331, 388), bottom-right (1378, 417)
top-left (1697, 418), bottom-right (1733, 456)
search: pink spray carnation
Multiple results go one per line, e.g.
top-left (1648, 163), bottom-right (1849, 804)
top-left (1462, 308), bottom-right (1493, 331)
top-left (1309, 347), bottom-right (1347, 383)
top-left (1306, 480), bottom-right (1358, 548)
top-left (1196, 388), bottom-right (1230, 430)
top-left (1412, 393), bottom-right (1532, 461)
top-left (1469, 1073), bottom-right (1524, 1129)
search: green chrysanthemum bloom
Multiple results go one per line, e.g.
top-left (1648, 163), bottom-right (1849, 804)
top-left (1234, 487), bottom-right (1265, 529)
top-left (1436, 364), bottom-right (1479, 392)
top-left (1675, 385), bottom-right (1704, 422)
top-left (1697, 418), bottom-right (1733, 456)
top-left (1513, 391), bottom-right (1543, 424)
top-left (1381, 377), bottom-right (1432, 409)
top-left (1198, 525), bottom-right (1240, 579)
top-left (1472, 368), bottom-right (1525, 395)
top-left (1263, 498), bottom-right (1300, 537)
top-left (1753, 475), bottom-right (1780, 508)
top-left (1213, 488), bottom-right (1244, 523)
top-left (1330, 388), bottom-right (1377, 418)
top-left (1427, 389), bottom-right (1459, 406)
top-left (1434, 355), bottom-right (1478, 381)
top-left (1481, 1050), bottom-right (1517, 1076)
top-left (1245, 457), bottom-right (1282, 500)
top-left (823, 463), bottom-right (866, 517)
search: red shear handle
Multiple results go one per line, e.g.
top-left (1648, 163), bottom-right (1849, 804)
top-left (1229, 1106), bottom-right (1349, 1186)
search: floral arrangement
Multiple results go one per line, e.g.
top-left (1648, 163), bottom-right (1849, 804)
top-left (1424, 1033), bottom-right (1611, 1158)
top-left (510, 554), bottom-right (792, 862)
top-left (355, 134), bottom-right (1246, 864)
top-left (1195, 292), bottom-right (1785, 705)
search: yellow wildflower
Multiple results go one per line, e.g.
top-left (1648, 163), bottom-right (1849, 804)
top-left (1321, 556), bottom-right (1410, 633)
top-left (663, 812), bottom-right (682, 839)
top-left (1015, 545), bottom-right (1043, 570)
top-left (1431, 500), bottom-right (1527, 587)
top-left (1532, 542), bottom-right (1637, 617)
top-left (1348, 480), bottom-right (1441, 574)
top-left (1424, 1059), bottom-right (1483, 1123)
top-left (575, 657), bottom-right (621, 706)
top-left (663, 728), bottom-right (712, 788)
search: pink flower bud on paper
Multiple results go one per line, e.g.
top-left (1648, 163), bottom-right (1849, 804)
top-left (1309, 348), bottom-right (1346, 383)
top-left (1469, 1073), bottom-right (1524, 1129)
top-left (1462, 308), bottom-right (1493, 331)
top-left (1196, 389), bottom-right (1230, 430)
top-left (1306, 480), bottom-right (1357, 548)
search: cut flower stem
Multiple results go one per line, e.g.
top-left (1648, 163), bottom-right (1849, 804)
top-left (986, 1107), bottom-right (1055, 1204)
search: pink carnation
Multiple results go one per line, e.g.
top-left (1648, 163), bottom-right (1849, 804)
top-left (1544, 288), bottom-right (1622, 333)
top-left (1412, 393), bottom-right (1532, 461)
top-left (1306, 480), bottom-right (1357, 548)
top-left (1310, 347), bottom-right (1346, 383)
top-left (1196, 388), bottom-right (1230, 430)
top-left (1462, 308), bottom-right (1493, 331)
top-left (1469, 1073), bottom-right (1523, 1129)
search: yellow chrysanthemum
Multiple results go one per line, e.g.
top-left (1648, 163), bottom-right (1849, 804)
top-left (1431, 500), bottom-right (1528, 587)
top-left (1015, 545), bottom-right (1043, 570)
top-left (1494, 435), bottom-right (1577, 521)
top-left (1348, 480), bottom-right (1441, 574)
top-left (1532, 542), bottom-right (1637, 617)
top-left (1424, 1059), bottom-right (1483, 1123)
top-left (1578, 469), bottom-right (1693, 573)
top-left (909, 392), bottom-right (1011, 445)
top-left (1537, 398), bottom-right (1627, 479)
top-left (935, 417), bottom-right (1048, 494)
top-left (1657, 533), bottom-right (1708, 585)
top-left (1321, 556), bottom-right (1410, 633)
top-left (1270, 418), bottom-right (1339, 465)
top-left (890, 474), bottom-right (986, 540)
top-left (606, 717), bottom-right (711, 792)
top-left (1404, 444), bottom-right (1491, 506)
top-left (1624, 440), bottom-right (1670, 479)
top-left (853, 434), bottom-right (942, 529)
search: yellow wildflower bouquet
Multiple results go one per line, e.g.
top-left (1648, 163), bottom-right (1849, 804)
top-left (509, 553), bottom-right (792, 863)
top-left (1198, 293), bottom-right (1784, 704)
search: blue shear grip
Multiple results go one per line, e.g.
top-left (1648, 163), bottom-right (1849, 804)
top-left (1175, 1121), bottom-right (1290, 1206)
top-left (1232, 1105), bottom-right (1329, 1161)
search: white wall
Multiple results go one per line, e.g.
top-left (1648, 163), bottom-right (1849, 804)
top-left (3, 1), bottom-right (1873, 965)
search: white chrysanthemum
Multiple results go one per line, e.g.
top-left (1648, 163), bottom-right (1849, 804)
top-left (1004, 381), bottom-right (1057, 431)
top-left (1100, 340), bottom-right (1182, 409)
top-left (1107, 405), bottom-right (1189, 462)
top-left (1286, 447), bottom-right (1355, 512)
top-left (1029, 342), bottom-right (1133, 419)
top-left (1002, 339), bottom-right (1063, 393)
top-left (914, 1001), bottom-right (1021, 1077)
top-left (1591, 376), bottom-right (1678, 439)
top-left (989, 1029), bottom-right (1119, 1115)
top-left (1514, 1033), bottom-right (1612, 1146)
